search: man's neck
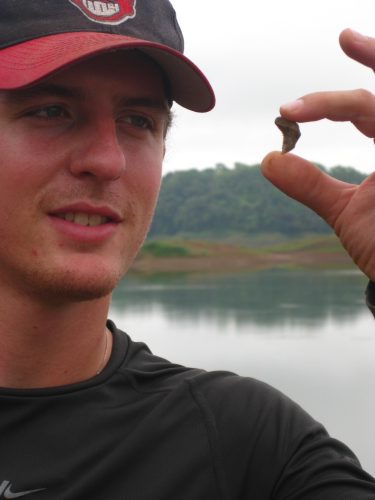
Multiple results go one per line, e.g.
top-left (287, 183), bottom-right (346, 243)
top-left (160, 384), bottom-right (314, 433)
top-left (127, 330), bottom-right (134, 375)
top-left (0, 293), bottom-right (112, 389)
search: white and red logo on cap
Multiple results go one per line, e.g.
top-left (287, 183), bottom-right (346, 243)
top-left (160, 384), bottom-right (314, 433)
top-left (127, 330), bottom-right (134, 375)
top-left (69, 0), bottom-right (136, 25)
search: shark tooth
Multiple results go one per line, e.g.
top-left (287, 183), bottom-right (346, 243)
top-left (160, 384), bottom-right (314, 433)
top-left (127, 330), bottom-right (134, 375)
top-left (275, 116), bottom-right (301, 154)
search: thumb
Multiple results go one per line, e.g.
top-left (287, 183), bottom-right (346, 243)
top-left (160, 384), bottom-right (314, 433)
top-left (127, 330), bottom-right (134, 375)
top-left (260, 152), bottom-right (356, 227)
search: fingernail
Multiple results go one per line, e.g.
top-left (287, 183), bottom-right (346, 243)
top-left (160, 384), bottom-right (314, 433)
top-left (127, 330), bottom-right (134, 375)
top-left (348, 29), bottom-right (369, 44)
top-left (348, 29), bottom-right (367, 42)
top-left (280, 99), bottom-right (304, 113)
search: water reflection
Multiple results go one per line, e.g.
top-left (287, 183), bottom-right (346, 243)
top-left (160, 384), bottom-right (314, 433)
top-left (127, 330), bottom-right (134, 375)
top-left (112, 268), bottom-right (368, 328)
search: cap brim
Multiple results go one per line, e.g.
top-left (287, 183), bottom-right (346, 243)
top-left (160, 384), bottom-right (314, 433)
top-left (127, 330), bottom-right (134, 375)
top-left (0, 32), bottom-right (215, 112)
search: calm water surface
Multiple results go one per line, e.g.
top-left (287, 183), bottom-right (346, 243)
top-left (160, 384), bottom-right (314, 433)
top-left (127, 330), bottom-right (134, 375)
top-left (110, 268), bottom-right (375, 476)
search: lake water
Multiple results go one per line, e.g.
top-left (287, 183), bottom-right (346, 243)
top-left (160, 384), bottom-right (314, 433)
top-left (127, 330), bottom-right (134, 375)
top-left (109, 268), bottom-right (375, 476)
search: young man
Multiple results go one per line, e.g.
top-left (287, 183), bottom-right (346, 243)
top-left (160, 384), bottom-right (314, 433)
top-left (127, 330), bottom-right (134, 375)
top-left (0, 1), bottom-right (374, 498)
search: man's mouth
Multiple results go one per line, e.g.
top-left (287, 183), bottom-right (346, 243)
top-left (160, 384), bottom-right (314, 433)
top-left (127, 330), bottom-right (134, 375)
top-left (55, 212), bottom-right (111, 227)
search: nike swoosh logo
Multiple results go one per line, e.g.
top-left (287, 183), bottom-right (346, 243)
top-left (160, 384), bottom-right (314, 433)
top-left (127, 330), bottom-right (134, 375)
top-left (4, 486), bottom-right (46, 498)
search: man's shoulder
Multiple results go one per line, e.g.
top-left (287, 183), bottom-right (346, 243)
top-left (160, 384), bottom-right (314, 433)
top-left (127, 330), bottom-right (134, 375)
top-left (115, 322), bottom-right (273, 395)
top-left (114, 323), bottom-right (314, 434)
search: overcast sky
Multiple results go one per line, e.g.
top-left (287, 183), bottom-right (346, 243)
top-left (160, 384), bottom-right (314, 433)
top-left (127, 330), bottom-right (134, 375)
top-left (163, 0), bottom-right (375, 176)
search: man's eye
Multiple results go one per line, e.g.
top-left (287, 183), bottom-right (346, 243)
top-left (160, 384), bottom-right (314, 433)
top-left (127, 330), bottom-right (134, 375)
top-left (29, 105), bottom-right (67, 119)
top-left (124, 115), bottom-right (153, 129)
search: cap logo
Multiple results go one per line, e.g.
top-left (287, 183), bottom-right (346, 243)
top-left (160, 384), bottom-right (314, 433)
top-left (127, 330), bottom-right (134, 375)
top-left (69, 0), bottom-right (136, 25)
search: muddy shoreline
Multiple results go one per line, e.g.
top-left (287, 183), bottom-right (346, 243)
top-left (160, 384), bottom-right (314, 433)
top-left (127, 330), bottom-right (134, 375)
top-left (130, 246), bottom-right (354, 274)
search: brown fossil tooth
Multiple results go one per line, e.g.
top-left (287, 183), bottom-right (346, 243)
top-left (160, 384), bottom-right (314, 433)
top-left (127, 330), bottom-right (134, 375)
top-left (275, 116), bottom-right (301, 153)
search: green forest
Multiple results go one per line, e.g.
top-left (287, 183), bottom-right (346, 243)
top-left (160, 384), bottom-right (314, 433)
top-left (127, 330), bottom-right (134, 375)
top-left (149, 163), bottom-right (366, 239)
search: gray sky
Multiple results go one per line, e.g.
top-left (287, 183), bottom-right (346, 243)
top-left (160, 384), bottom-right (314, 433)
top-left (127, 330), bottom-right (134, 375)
top-left (163, 0), bottom-right (375, 175)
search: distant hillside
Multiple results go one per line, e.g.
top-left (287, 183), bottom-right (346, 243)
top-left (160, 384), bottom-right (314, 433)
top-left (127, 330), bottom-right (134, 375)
top-left (149, 163), bottom-right (366, 238)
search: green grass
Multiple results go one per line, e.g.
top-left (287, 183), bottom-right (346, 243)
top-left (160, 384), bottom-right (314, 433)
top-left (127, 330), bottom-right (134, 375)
top-left (141, 240), bottom-right (191, 258)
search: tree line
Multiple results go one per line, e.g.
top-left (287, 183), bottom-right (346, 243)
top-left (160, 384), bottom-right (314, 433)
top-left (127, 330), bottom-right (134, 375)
top-left (149, 163), bottom-right (366, 238)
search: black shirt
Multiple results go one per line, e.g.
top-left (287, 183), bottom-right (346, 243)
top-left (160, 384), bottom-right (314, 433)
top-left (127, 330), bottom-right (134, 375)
top-left (0, 322), bottom-right (374, 499)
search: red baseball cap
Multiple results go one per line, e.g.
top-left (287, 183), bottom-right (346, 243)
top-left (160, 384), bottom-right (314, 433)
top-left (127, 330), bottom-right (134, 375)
top-left (0, 0), bottom-right (215, 113)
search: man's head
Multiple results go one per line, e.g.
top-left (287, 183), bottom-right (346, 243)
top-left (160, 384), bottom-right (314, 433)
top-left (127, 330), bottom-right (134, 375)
top-left (0, 0), bottom-right (215, 113)
top-left (0, 1), bottom-right (214, 304)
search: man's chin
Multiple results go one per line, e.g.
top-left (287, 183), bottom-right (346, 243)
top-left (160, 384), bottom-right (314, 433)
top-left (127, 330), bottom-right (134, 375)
top-left (49, 282), bottom-right (116, 303)
top-left (21, 268), bottom-right (124, 304)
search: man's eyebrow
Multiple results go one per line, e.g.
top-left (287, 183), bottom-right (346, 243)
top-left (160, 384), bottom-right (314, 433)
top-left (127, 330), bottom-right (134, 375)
top-left (3, 83), bottom-right (84, 104)
top-left (4, 86), bottom-right (171, 112)
top-left (119, 96), bottom-right (171, 114)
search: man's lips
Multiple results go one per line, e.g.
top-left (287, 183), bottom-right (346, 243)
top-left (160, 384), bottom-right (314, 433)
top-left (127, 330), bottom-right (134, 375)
top-left (55, 212), bottom-right (109, 227)
top-left (49, 202), bottom-right (123, 227)
top-left (47, 202), bottom-right (124, 243)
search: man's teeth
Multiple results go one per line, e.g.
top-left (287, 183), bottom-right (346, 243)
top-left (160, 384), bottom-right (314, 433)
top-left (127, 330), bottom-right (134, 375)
top-left (57, 213), bottom-right (109, 226)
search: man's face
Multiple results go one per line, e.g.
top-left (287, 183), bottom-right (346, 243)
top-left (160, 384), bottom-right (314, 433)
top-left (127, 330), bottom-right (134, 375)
top-left (0, 50), bottom-right (169, 303)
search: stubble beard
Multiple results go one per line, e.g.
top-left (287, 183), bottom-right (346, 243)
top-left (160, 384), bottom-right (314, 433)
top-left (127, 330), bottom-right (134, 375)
top-left (18, 262), bottom-right (125, 304)
top-left (16, 221), bottom-right (151, 305)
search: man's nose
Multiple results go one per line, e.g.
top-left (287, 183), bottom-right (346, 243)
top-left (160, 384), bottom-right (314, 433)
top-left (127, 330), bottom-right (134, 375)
top-left (69, 119), bottom-right (126, 181)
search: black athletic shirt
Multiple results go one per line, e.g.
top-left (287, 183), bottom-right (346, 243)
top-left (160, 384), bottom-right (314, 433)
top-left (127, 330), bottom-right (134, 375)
top-left (0, 321), bottom-right (374, 499)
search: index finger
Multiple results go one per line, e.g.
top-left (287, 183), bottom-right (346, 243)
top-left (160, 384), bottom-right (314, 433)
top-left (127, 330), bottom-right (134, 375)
top-left (279, 89), bottom-right (375, 139)
top-left (339, 28), bottom-right (375, 72)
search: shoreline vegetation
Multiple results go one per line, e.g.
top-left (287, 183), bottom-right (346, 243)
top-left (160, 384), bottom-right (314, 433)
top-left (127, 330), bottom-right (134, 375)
top-left (130, 234), bottom-right (355, 275)
top-left (130, 163), bottom-right (366, 275)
